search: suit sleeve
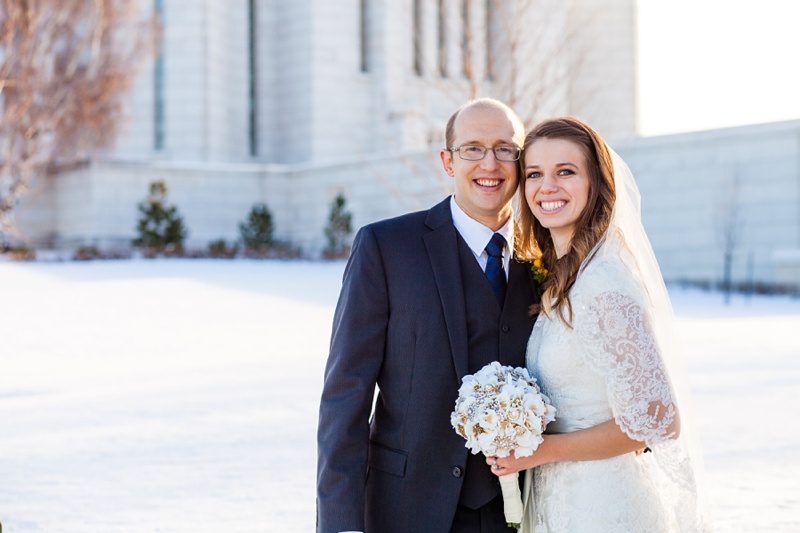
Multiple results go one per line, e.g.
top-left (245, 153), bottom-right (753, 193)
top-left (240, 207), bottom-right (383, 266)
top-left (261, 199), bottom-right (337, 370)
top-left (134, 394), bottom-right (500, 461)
top-left (317, 225), bottom-right (389, 533)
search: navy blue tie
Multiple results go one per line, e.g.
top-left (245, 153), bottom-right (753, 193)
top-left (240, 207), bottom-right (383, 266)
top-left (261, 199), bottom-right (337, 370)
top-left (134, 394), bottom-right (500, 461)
top-left (485, 233), bottom-right (507, 306)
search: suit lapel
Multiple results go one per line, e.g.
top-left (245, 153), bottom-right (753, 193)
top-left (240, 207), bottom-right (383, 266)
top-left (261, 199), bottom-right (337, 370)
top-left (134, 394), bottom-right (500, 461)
top-left (424, 199), bottom-right (469, 381)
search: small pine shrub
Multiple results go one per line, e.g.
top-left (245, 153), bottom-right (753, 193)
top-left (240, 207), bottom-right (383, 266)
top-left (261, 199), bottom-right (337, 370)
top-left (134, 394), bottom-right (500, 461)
top-left (208, 238), bottom-right (239, 258)
top-left (323, 193), bottom-right (353, 259)
top-left (239, 203), bottom-right (274, 252)
top-left (133, 181), bottom-right (187, 255)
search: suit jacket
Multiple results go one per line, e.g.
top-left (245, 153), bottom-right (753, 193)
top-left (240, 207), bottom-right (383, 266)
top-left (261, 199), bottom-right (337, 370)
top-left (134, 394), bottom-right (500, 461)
top-left (317, 197), bottom-right (538, 533)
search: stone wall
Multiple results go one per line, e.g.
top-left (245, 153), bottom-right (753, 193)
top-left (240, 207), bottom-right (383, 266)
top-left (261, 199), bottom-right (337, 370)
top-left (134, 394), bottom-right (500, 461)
top-left (614, 120), bottom-right (800, 287)
top-left (15, 120), bottom-right (800, 291)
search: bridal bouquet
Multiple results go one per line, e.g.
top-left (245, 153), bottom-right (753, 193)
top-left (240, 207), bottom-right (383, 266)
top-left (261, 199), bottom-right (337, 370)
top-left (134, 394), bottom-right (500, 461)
top-left (451, 361), bottom-right (556, 529)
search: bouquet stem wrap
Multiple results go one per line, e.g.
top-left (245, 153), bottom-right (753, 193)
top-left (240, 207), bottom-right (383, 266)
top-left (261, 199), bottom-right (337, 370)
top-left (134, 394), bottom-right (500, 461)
top-left (451, 361), bottom-right (555, 530)
top-left (498, 472), bottom-right (522, 528)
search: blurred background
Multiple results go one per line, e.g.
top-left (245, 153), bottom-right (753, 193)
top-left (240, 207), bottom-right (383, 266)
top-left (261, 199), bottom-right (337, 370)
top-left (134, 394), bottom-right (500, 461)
top-left (3, 0), bottom-right (799, 294)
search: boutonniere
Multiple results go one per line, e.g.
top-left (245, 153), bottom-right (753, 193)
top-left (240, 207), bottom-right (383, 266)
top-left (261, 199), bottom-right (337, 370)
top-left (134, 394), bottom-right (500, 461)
top-left (531, 258), bottom-right (548, 284)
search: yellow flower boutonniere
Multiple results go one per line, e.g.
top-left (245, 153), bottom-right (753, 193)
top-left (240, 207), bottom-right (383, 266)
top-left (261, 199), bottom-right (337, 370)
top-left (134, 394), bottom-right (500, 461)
top-left (531, 258), bottom-right (548, 284)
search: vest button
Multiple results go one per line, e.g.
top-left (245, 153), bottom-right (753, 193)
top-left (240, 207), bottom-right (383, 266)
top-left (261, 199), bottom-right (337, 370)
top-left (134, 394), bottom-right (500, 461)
top-left (501, 324), bottom-right (510, 332)
top-left (452, 466), bottom-right (463, 478)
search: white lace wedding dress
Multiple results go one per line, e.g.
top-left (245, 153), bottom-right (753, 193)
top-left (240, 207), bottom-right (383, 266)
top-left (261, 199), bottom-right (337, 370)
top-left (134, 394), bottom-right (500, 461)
top-left (520, 253), bottom-right (708, 532)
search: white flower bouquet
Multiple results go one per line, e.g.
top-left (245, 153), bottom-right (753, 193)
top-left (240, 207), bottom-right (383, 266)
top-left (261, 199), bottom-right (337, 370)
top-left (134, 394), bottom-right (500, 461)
top-left (451, 361), bottom-right (556, 529)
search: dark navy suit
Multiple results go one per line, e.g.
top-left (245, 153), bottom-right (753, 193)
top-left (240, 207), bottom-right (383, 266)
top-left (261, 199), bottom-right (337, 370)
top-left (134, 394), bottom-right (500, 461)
top-left (317, 197), bottom-right (538, 533)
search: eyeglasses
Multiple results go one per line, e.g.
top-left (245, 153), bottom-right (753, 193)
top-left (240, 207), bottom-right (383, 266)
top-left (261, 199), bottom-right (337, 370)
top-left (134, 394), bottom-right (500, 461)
top-left (448, 144), bottom-right (521, 162)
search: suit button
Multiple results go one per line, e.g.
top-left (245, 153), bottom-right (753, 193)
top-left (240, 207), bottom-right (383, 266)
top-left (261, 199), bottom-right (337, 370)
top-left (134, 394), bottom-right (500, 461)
top-left (452, 467), bottom-right (463, 478)
top-left (501, 324), bottom-right (510, 332)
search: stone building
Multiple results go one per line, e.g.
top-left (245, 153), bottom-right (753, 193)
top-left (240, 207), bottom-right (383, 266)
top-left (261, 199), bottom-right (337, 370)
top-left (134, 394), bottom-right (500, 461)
top-left (19, 1), bottom-right (799, 290)
top-left (15, 0), bottom-right (637, 255)
top-left (615, 120), bottom-right (800, 290)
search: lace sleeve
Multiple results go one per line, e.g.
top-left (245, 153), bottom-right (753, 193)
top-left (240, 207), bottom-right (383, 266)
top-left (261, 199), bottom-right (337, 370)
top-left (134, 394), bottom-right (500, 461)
top-left (575, 274), bottom-right (677, 446)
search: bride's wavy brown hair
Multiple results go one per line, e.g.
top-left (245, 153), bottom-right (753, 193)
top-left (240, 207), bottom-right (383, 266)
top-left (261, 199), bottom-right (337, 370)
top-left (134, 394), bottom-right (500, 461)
top-left (516, 117), bottom-right (616, 326)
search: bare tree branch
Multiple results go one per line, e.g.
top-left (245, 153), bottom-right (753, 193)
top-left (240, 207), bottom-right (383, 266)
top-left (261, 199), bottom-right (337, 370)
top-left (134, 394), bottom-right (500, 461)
top-left (715, 169), bottom-right (743, 304)
top-left (0, 0), bottom-right (157, 236)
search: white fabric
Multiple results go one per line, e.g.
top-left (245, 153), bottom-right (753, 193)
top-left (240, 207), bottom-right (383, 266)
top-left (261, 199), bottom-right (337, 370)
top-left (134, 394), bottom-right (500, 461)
top-left (450, 196), bottom-right (513, 280)
top-left (520, 152), bottom-right (710, 532)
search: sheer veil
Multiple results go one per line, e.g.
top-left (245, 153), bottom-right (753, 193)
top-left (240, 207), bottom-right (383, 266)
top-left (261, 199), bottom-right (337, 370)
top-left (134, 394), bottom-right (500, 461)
top-left (582, 149), bottom-right (712, 530)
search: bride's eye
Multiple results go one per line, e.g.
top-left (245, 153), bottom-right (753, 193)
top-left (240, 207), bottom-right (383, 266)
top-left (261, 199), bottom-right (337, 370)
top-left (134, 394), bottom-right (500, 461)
top-left (526, 171), bottom-right (542, 179)
top-left (557, 169), bottom-right (574, 177)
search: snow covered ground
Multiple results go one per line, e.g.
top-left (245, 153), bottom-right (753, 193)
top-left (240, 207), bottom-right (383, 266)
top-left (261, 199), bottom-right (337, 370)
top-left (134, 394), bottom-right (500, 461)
top-left (1, 259), bottom-right (798, 532)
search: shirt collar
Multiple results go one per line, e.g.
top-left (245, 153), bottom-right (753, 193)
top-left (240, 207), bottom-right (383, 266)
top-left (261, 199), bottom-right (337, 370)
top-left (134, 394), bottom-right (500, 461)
top-left (449, 196), bottom-right (515, 257)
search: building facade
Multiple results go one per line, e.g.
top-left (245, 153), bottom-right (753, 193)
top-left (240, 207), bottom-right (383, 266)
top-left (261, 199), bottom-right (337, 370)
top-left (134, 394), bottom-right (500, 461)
top-left (614, 120), bottom-right (800, 290)
top-left (16, 0), bottom-right (637, 254)
top-left (18, 1), bottom-right (799, 289)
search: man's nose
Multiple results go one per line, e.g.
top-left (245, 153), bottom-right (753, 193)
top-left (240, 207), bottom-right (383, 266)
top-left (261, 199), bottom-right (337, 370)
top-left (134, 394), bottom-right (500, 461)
top-left (479, 149), bottom-right (500, 169)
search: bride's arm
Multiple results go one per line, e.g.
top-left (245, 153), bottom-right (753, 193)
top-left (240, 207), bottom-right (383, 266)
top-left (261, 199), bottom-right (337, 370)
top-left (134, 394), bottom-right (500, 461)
top-left (488, 418), bottom-right (650, 475)
top-left (489, 279), bottom-right (685, 475)
top-left (537, 420), bottom-right (646, 463)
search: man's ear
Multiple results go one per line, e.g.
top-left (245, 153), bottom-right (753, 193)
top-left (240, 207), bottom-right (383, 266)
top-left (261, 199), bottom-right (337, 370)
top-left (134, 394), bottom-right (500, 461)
top-left (440, 149), bottom-right (455, 177)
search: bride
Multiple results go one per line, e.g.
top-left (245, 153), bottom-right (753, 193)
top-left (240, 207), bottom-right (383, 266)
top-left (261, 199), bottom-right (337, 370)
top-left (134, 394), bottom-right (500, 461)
top-left (487, 117), bottom-right (711, 531)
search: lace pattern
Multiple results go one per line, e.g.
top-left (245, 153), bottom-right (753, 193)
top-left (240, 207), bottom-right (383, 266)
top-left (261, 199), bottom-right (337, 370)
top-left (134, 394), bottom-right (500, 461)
top-left (533, 454), bottom-right (673, 533)
top-left (573, 258), bottom-right (676, 446)
top-left (525, 255), bottom-right (709, 532)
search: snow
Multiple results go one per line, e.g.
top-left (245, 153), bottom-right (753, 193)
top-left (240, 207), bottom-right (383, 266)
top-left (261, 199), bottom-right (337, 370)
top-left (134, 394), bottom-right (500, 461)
top-left (1, 259), bottom-right (798, 532)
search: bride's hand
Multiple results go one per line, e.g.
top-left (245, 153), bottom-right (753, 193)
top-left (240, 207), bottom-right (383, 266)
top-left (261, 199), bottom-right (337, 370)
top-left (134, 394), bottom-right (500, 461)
top-left (485, 449), bottom-right (537, 476)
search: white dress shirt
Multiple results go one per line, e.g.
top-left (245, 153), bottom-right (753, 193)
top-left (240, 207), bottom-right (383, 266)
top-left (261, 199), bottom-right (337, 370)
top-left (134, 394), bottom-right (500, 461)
top-left (449, 196), bottom-right (513, 279)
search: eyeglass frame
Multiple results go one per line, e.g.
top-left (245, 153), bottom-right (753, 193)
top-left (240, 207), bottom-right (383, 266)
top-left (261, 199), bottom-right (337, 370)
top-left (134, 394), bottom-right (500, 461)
top-left (446, 144), bottom-right (521, 162)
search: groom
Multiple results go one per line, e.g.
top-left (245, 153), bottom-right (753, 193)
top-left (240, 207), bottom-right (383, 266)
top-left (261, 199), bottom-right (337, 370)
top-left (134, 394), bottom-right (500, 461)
top-left (317, 98), bottom-right (539, 533)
